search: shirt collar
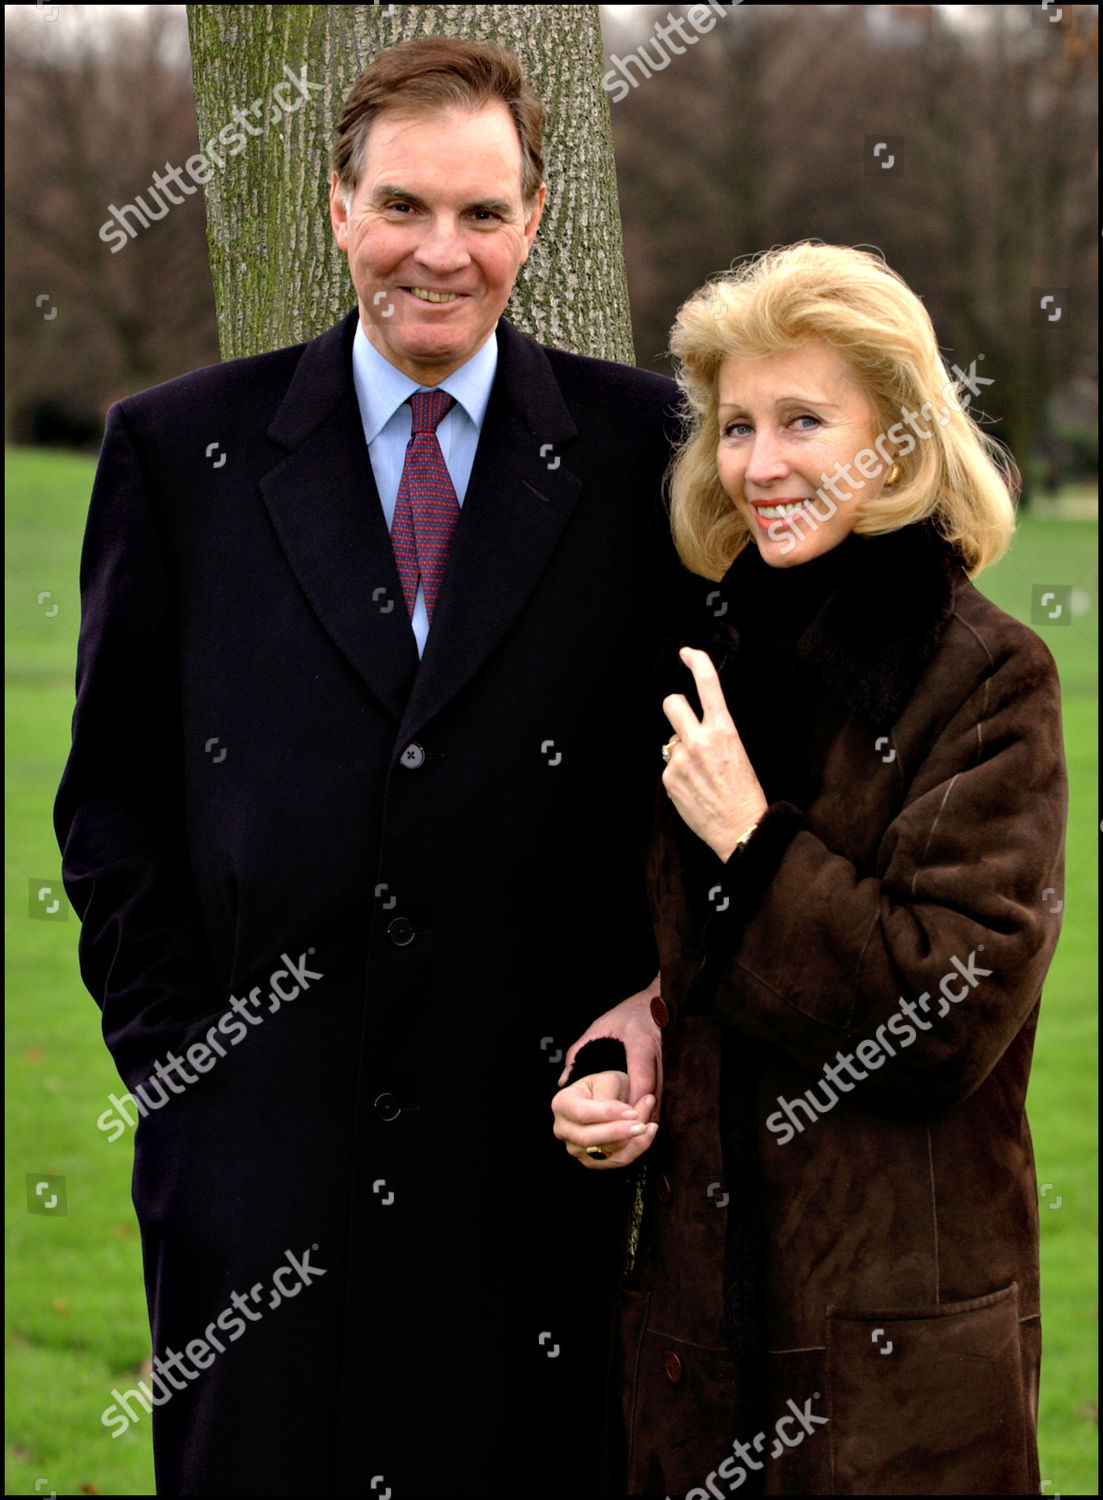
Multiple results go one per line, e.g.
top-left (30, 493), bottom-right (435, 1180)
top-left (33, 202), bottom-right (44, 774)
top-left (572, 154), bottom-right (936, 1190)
top-left (352, 319), bottom-right (499, 444)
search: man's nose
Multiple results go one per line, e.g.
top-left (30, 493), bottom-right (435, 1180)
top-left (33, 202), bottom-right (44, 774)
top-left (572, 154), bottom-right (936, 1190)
top-left (413, 215), bottom-right (472, 273)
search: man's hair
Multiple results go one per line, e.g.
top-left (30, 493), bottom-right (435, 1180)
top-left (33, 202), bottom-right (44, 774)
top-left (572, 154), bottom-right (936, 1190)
top-left (332, 36), bottom-right (546, 210)
top-left (666, 242), bottom-right (1017, 579)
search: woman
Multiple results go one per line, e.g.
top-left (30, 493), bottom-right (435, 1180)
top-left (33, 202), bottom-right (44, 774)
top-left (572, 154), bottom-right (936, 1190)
top-left (551, 243), bottom-right (1067, 1496)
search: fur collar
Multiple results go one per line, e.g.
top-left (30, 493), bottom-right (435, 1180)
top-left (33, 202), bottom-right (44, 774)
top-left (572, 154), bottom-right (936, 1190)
top-left (700, 523), bottom-right (963, 730)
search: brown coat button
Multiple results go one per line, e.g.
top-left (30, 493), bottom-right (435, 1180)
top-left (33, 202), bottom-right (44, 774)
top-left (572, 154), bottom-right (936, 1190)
top-left (656, 1174), bottom-right (672, 1204)
top-left (650, 995), bottom-right (670, 1029)
top-left (663, 1350), bottom-right (683, 1383)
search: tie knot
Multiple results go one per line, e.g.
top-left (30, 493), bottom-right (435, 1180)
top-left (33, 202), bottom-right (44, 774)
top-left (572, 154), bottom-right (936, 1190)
top-left (409, 389), bottom-right (455, 436)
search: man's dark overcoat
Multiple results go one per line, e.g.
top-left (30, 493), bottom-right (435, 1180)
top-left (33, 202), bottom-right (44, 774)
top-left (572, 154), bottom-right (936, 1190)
top-left (55, 309), bottom-right (686, 1496)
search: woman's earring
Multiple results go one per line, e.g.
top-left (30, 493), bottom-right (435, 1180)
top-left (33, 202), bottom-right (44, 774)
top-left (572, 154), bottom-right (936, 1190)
top-left (887, 463), bottom-right (902, 487)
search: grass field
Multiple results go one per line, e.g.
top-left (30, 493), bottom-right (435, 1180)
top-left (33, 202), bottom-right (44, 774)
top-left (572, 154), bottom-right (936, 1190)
top-left (5, 447), bottom-right (1098, 1496)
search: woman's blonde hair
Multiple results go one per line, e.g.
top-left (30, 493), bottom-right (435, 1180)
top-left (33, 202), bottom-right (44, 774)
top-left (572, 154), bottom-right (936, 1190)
top-left (667, 242), bottom-right (1016, 579)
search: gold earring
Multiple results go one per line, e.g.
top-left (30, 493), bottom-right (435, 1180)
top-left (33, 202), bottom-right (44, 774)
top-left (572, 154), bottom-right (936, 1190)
top-left (887, 463), bottom-right (901, 486)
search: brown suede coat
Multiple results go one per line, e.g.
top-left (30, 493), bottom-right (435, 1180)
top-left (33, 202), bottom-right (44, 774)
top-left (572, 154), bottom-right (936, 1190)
top-left (616, 527), bottom-right (1067, 1497)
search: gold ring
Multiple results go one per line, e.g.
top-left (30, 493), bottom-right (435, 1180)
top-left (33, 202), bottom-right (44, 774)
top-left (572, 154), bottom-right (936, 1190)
top-left (661, 736), bottom-right (680, 764)
top-left (585, 1145), bottom-right (612, 1160)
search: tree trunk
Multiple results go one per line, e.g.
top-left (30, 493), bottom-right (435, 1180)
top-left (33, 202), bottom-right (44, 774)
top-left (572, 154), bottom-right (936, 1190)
top-left (185, 3), bottom-right (634, 364)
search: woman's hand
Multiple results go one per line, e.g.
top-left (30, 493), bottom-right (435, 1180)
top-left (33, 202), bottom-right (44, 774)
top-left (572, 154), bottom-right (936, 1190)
top-left (662, 646), bottom-right (768, 861)
top-left (551, 1070), bottom-right (658, 1169)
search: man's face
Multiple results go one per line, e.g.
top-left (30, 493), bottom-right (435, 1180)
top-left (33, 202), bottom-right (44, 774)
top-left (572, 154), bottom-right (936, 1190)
top-left (330, 103), bottom-right (545, 385)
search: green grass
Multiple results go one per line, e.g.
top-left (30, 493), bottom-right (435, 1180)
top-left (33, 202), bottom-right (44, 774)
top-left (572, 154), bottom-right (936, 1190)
top-left (977, 505), bottom-right (1099, 1497)
top-left (5, 447), bottom-right (1097, 1496)
top-left (6, 448), bottom-right (158, 1498)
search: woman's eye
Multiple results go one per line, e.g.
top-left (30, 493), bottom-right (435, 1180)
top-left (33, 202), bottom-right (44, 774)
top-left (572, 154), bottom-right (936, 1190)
top-left (721, 415), bottom-right (819, 438)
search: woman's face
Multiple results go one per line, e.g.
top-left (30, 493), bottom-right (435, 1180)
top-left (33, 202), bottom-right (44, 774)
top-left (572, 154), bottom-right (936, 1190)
top-left (716, 340), bottom-right (890, 568)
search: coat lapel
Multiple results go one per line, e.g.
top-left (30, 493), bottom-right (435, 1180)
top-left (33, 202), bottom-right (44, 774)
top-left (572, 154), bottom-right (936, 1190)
top-left (260, 310), bottom-right (419, 723)
top-left (395, 318), bottom-right (581, 748)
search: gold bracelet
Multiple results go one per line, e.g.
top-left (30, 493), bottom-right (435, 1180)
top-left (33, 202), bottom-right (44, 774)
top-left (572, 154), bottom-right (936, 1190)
top-left (733, 818), bottom-right (759, 852)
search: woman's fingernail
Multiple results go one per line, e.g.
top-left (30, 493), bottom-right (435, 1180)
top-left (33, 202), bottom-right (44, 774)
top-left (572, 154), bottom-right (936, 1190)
top-left (628, 1124), bottom-right (646, 1135)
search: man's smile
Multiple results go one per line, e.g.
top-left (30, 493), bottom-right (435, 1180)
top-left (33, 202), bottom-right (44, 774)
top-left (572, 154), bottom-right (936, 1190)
top-left (403, 286), bottom-right (465, 303)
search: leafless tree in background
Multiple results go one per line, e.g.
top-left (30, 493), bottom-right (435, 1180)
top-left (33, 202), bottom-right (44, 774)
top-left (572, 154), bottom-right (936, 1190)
top-left (5, 2), bottom-right (1097, 499)
top-left (5, 4), bottom-right (218, 442)
top-left (607, 3), bottom-right (1098, 501)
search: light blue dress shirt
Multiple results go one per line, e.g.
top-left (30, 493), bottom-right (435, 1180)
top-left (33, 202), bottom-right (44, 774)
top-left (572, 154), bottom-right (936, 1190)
top-left (351, 320), bottom-right (498, 656)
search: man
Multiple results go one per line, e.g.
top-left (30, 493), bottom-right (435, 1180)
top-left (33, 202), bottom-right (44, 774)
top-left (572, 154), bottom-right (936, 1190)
top-left (56, 37), bottom-right (681, 1497)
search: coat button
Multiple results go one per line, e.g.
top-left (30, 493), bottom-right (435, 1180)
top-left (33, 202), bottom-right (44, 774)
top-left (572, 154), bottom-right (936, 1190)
top-left (663, 1350), bottom-right (683, 1383)
top-left (399, 742), bottom-right (426, 770)
top-left (656, 1174), bottom-right (672, 1204)
top-left (650, 995), bottom-right (670, 1029)
top-left (374, 1092), bottom-right (402, 1121)
top-left (387, 917), bottom-right (414, 946)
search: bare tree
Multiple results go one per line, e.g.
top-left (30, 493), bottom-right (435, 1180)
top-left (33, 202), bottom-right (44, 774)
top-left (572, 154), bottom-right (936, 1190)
top-left (607, 3), bottom-right (1098, 501)
top-left (4, 4), bottom-right (219, 442)
top-left (8, 1), bottom-right (1094, 483)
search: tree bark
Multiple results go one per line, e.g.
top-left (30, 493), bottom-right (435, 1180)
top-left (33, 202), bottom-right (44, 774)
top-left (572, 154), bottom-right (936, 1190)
top-left (185, 3), bottom-right (634, 363)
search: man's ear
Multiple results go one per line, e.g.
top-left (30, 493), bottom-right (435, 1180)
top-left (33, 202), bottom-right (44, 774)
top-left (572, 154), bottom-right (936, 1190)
top-left (329, 172), bottom-right (350, 252)
top-left (519, 183), bottom-right (547, 262)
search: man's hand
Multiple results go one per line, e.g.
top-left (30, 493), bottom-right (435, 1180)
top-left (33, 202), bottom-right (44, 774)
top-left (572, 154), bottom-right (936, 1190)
top-left (557, 976), bottom-right (664, 1111)
top-left (551, 1069), bottom-right (658, 1170)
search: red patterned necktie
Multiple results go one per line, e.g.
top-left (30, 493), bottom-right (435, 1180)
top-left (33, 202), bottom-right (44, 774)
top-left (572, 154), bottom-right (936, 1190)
top-left (390, 390), bottom-right (460, 623)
